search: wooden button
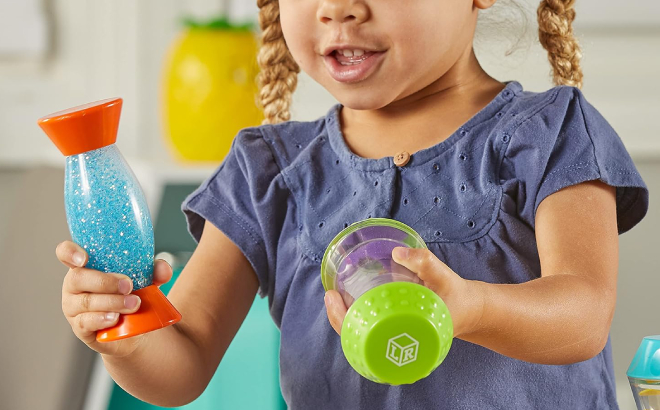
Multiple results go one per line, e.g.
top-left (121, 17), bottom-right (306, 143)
top-left (393, 151), bottom-right (410, 167)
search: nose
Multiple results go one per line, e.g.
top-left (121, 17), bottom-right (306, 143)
top-left (317, 0), bottom-right (370, 25)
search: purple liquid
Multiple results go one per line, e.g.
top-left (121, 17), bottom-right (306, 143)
top-left (335, 237), bottom-right (421, 307)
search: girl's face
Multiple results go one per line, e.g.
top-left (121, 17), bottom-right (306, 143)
top-left (280, 0), bottom-right (482, 110)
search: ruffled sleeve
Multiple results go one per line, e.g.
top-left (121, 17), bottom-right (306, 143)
top-left (502, 87), bottom-right (648, 234)
top-left (181, 127), bottom-right (292, 297)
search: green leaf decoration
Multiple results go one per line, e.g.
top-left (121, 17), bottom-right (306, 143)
top-left (182, 16), bottom-right (255, 31)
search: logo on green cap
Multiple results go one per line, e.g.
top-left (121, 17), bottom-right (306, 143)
top-left (387, 333), bottom-right (419, 367)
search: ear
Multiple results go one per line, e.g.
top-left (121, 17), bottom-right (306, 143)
top-left (474, 0), bottom-right (497, 10)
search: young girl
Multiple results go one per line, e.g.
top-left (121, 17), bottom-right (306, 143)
top-left (56, 0), bottom-right (649, 408)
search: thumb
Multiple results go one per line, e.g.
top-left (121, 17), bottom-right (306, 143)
top-left (56, 240), bottom-right (88, 269)
top-left (325, 290), bottom-right (347, 336)
top-left (153, 259), bottom-right (174, 287)
top-left (391, 247), bottom-right (453, 291)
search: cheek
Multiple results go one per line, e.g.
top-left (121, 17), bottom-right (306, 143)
top-left (395, 11), bottom-right (472, 67)
top-left (397, 0), bottom-right (475, 45)
top-left (279, 3), bottom-right (317, 68)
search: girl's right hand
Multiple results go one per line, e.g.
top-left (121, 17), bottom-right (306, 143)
top-left (56, 241), bottom-right (173, 357)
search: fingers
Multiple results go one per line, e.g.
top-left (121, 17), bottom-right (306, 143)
top-left (62, 267), bottom-right (140, 319)
top-left (153, 259), bottom-right (173, 287)
top-left (63, 268), bottom-right (133, 296)
top-left (392, 247), bottom-right (453, 292)
top-left (56, 241), bottom-right (88, 269)
top-left (325, 290), bottom-right (347, 335)
top-left (63, 292), bottom-right (141, 317)
top-left (392, 247), bottom-right (437, 275)
top-left (62, 255), bottom-right (172, 293)
top-left (70, 312), bottom-right (120, 344)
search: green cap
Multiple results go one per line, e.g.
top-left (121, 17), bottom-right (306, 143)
top-left (341, 281), bottom-right (453, 385)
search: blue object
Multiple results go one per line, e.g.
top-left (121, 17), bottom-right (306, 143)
top-left (65, 145), bottom-right (154, 290)
top-left (182, 82), bottom-right (649, 409)
top-left (628, 336), bottom-right (660, 410)
top-left (628, 336), bottom-right (660, 379)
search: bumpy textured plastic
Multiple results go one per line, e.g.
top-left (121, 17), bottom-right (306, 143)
top-left (341, 281), bottom-right (453, 385)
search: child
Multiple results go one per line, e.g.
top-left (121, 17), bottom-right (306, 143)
top-left (56, 0), bottom-right (649, 408)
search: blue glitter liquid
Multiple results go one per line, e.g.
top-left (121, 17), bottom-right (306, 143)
top-left (64, 145), bottom-right (154, 290)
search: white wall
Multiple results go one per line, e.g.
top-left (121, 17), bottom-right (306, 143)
top-left (0, 1), bottom-right (141, 164)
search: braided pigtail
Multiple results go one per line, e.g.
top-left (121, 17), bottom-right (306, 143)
top-left (257, 0), bottom-right (300, 124)
top-left (537, 0), bottom-right (583, 88)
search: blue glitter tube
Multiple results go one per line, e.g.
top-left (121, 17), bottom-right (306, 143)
top-left (39, 98), bottom-right (181, 342)
top-left (65, 145), bottom-right (154, 290)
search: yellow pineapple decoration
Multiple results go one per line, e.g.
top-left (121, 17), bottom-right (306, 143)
top-left (162, 17), bottom-right (262, 162)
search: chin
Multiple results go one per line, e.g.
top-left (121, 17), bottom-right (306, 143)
top-left (331, 89), bottom-right (395, 111)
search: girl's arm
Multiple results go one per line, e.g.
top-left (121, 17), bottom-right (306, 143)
top-left (325, 180), bottom-right (618, 365)
top-left (460, 179), bottom-right (617, 364)
top-left (102, 220), bottom-right (259, 405)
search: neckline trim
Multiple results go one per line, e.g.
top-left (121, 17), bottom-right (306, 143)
top-left (325, 81), bottom-right (522, 172)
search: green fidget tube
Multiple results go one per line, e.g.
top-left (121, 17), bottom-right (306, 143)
top-left (321, 218), bottom-right (453, 385)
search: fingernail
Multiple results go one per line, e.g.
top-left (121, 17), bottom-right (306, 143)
top-left (118, 279), bottom-right (132, 295)
top-left (324, 293), bottom-right (332, 308)
top-left (105, 312), bottom-right (118, 321)
top-left (124, 295), bottom-right (140, 309)
top-left (160, 259), bottom-right (172, 271)
top-left (72, 252), bottom-right (85, 266)
top-left (393, 247), bottom-right (409, 260)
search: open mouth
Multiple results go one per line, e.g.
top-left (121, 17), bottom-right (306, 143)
top-left (333, 49), bottom-right (376, 66)
top-left (323, 48), bottom-right (386, 83)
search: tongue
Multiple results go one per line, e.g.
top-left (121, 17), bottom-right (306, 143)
top-left (335, 51), bottom-right (373, 65)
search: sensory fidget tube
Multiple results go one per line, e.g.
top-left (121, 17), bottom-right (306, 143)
top-left (38, 98), bottom-right (181, 342)
top-left (628, 336), bottom-right (660, 409)
top-left (321, 218), bottom-right (453, 385)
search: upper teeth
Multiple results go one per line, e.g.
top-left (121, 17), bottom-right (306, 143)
top-left (340, 49), bottom-right (365, 57)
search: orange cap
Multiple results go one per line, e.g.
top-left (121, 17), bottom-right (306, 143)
top-left (37, 98), bottom-right (123, 156)
top-left (96, 284), bottom-right (182, 343)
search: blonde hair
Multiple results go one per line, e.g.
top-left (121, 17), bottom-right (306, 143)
top-left (537, 0), bottom-right (583, 88)
top-left (256, 0), bottom-right (583, 124)
top-left (257, 0), bottom-right (300, 124)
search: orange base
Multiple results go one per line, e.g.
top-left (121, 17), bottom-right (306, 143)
top-left (96, 284), bottom-right (182, 343)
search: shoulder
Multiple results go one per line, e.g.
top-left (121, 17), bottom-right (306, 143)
top-left (499, 84), bottom-right (613, 163)
top-left (501, 83), bottom-right (617, 169)
top-left (508, 85), bottom-right (604, 136)
top-left (233, 107), bottom-right (335, 172)
top-left (499, 84), bottom-right (647, 233)
top-left (195, 106), bottom-right (335, 204)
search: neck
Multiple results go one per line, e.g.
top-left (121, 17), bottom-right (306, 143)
top-left (339, 48), bottom-right (504, 160)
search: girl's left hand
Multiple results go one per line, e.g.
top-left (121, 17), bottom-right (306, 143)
top-left (324, 247), bottom-right (485, 339)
